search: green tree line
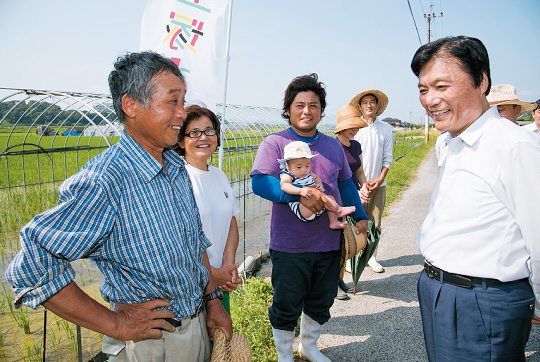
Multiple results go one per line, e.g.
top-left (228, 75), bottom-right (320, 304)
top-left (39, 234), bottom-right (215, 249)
top-left (0, 100), bottom-right (116, 127)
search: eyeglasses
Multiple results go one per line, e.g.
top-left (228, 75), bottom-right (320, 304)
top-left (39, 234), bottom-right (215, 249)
top-left (185, 128), bottom-right (217, 138)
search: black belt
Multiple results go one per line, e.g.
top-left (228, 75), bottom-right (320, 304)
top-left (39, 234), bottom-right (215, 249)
top-left (163, 303), bottom-right (204, 328)
top-left (424, 261), bottom-right (527, 289)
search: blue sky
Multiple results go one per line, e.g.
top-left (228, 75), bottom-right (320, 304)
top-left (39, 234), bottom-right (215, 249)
top-left (1, 0), bottom-right (539, 124)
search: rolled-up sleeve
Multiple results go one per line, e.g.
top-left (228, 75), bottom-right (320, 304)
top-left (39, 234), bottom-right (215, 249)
top-left (5, 173), bottom-right (116, 309)
top-left (382, 126), bottom-right (394, 169)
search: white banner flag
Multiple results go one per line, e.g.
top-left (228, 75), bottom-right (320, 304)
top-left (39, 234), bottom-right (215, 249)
top-left (140, 0), bottom-right (230, 110)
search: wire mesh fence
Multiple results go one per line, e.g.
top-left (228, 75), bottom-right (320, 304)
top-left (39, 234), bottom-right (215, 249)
top-left (0, 88), bottom-right (425, 361)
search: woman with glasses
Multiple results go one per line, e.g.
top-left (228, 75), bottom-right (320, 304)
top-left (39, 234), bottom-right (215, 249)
top-left (175, 105), bottom-right (241, 313)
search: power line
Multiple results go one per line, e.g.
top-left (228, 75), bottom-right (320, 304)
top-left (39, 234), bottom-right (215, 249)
top-left (418, 0), bottom-right (426, 15)
top-left (408, 0), bottom-right (423, 45)
top-left (439, 0), bottom-right (444, 36)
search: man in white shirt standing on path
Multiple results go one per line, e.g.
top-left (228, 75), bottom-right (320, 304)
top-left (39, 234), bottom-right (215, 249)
top-left (350, 89), bottom-right (393, 273)
top-left (412, 35), bottom-right (540, 362)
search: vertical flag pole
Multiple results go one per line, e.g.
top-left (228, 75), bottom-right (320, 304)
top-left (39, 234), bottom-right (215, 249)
top-left (218, 0), bottom-right (233, 170)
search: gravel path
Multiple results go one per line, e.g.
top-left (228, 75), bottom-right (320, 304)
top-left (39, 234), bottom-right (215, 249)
top-left (314, 149), bottom-right (540, 362)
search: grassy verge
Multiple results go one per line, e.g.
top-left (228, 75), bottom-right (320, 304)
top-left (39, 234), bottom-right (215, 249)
top-left (384, 139), bottom-right (435, 214)
top-left (230, 278), bottom-right (277, 361)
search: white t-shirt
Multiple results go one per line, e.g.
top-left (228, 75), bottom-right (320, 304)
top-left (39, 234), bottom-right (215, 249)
top-left (185, 163), bottom-right (240, 268)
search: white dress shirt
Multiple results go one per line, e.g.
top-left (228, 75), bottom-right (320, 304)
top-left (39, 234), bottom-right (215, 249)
top-left (354, 117), bottom-right (394, 186)
top-left (523, 122), bottom-right (540, 135)
top-left (434, 132), bottom-right (450, 167)
top-left (417, 107), bottom-right (540, 315)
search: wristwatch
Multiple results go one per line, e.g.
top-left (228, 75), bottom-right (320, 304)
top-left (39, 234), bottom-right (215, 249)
top-left (202, 287), bottom-right (224, 303)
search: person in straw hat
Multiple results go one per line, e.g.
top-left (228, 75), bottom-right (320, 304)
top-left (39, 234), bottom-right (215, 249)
top-left (334, 105), bottom-right (370, 299)
top-left (349, 89), bottom-right (393, 273)
top-left (278, 140), bottom-right (356, 229)
top-left (486, 84), bottom-right (536, 123)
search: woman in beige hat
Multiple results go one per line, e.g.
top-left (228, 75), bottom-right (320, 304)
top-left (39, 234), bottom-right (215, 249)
top-left (334, 105), bottom-right (370, 298)
top-left (334, 105), bottom-right (370, 205)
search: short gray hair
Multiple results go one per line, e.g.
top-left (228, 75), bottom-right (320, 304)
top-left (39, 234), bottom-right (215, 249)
top-left (108, 51), bottom-right (184, 123)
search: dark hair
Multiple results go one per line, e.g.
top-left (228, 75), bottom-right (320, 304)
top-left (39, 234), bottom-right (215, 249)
top-left (411, 36), bottom-right (491, 96)
top-left (534, 99), bottom-right (540, 112)
top-left (282, 73), bottom-right (326, 123)
top-left (175, 105), bottom-right (221, 156)
top-left (108, 51), bottom-right (185, 123)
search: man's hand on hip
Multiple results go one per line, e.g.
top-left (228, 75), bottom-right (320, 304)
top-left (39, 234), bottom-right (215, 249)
top-left (113, 299), bottom-right (177, 340)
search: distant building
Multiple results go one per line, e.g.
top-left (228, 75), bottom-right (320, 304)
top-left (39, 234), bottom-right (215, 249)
top-left (36, 125), bottom-right (49, 136)
top-left (83, 123), bottom-right (123, 137)
top-left (382, 117), bottom-right (405, 128)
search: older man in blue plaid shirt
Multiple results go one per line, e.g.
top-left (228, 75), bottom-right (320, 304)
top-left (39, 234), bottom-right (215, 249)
top-left (5, 51), bottom-right (232, 362)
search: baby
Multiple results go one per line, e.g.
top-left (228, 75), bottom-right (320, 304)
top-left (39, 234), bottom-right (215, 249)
top-left (278, 141), bottom-right (355, 229)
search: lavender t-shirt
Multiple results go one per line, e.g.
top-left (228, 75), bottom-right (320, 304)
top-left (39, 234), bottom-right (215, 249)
top-left (250, 129), bottom-right (352, 253)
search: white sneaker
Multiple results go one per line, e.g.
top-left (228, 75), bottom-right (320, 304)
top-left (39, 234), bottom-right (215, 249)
top-left (335, 286), bottom-right (348, 300)
top-left (368, 259), bottom-right (384, 273)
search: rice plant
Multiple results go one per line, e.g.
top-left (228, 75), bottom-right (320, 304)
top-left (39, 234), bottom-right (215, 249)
top-left (23, 336), bottom-right (41, 362)
top-left (58, 319), bottom-right (78, 356)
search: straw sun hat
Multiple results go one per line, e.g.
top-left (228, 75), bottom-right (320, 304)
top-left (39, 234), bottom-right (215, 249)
top-left (340, 218), bottom-right (367, 272)
top-left (349, 89), bottom-right (389, 117)
top-left (334, 105), bottom-right (368, 134)
top-left (210, 328), bottom-right (252, 362)
top-left (487, 84), bottom-right (536, 112)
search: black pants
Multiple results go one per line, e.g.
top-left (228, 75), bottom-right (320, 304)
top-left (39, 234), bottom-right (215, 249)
top-left (268, 249), bottom-right (340, 331)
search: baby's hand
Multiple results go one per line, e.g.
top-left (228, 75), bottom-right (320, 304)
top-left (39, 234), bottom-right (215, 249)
top-left (300, 187), bottom-right (313, 198)
top-left (314, 183), bottom-right (325, 192)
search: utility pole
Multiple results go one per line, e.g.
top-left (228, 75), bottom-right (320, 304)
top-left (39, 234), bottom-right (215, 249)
top-left (423, 5), bottom-right (443, 143)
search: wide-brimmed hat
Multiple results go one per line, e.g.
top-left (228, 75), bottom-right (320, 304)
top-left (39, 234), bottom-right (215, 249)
top-left (210, 328), bottom-right (252, 362)
top-left (349, 90), bottom-right (389, 117)
top-left (334, 105), bottom-right (368, 134)
top-left (340, 218), bottom-right (367, 271)
top-left (277, 141), bottom-right (318, 167)
top-left (487, 84), bottom-right (536, 112)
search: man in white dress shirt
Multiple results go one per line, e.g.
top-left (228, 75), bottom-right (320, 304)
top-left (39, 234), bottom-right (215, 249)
top-left (411, 36), bottom-right (540, 361)
top-left (350, 89), bottom-right (393, 273)
top-left (523, 99), bottom-right (540, 134)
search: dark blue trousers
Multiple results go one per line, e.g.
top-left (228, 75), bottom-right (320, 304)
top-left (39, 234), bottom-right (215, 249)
top-left (418, 270), bottom-right (534, 362)
top-left (268, 249), bottom-right (340, 331)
